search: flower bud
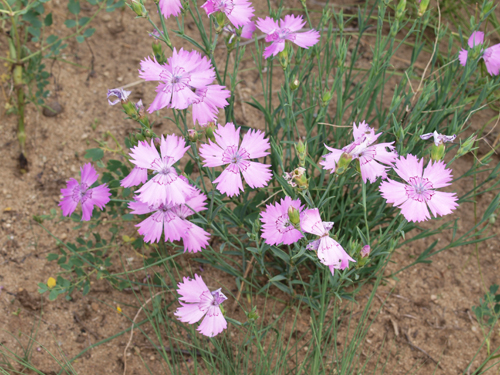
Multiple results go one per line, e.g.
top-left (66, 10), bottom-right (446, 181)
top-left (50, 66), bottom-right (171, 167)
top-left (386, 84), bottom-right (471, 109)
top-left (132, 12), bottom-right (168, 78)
top-left (152, 41), bottom-right (165, 64)
top-left (395, 0), bottom-right (406, 20)
top-left (205, 122), bottom-right (216, 142)
top-left (246, 306), bottom-right (259, 322)
top-left (480, 1), bottom-right (494, 20)
top-left (321, 90), bottom-right (333, 107)
top-left (135, 133), bottom-right (145, 141)
top-left (215, 12), bottom-right (225, 32)
top-left (122, 101), bottom-right (137, 117)
top-left (456, 135), bottom-right (477, 158)
top-left (295, 140), bottom-right (307, 167)
top-left (278, 49), bottom-right (288, 69)
top-left (290, 77), bottom-right (300, 91)
top-left (360, 245), bottom-right (371, 258)
top-left (292, 167), bottom-right (308, 190)
top-left (130, 0), bottom-right (146, 17)
top-left (288, 206), bottom-right (301, 226)
top-left (188, 128), bottom-right (200, 142)
top-left (418, 0), bottom-right (430, 16)
top-left (335, 153), bottom-right (352, 175)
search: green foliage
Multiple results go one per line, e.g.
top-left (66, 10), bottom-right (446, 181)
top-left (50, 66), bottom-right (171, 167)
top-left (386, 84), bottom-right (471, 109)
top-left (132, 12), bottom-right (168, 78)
top-left (473, 284), bottom-right (500, 328)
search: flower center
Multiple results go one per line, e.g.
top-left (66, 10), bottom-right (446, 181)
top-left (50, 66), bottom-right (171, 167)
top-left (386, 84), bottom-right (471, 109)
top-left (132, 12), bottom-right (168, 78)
top-left (151, 156), bottom-right (175, 175)
top-left (222, 145), bottom-right (250, 167)
top-left (276, 214), bottom-right (293, 234)
top-left (215, 0), bottom-right (234, 13)
top-left (405, 176), bottom-right (435, 202)
top-left (72, 183), bottom-right (92, 203)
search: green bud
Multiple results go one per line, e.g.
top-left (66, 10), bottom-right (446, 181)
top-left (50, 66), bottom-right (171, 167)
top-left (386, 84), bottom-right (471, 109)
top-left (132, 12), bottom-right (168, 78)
top-left (288, 206), bottom-right (301, 226)
top-left (395, 0), bottom-right (406, 20)
top-left (278, 48), bottom-right (288, 69)
top-left (143, 129), bottom-right (153, 139)
top-left (152, 41), bottom-right (165, 64)
top-left (292, 167), bottom-right (308, 190)
top-left (295, 140), bottom-right (307, 167)
top-left (122, 101), bottom-right (136, 117)
top-left (418, 0), bottom-right (430, 16)
top-left (215, 12), bottom-right (225, 31)
top-left (456, 135), bottom-right (477, 158)
top-left (205, 122), bottom-right (216, 143)
top-left (130, 0), bottom-right (146, 17)
top-left (135, 133), bottom-right (145, 141)
top-left (187, 129), bottom-right (200, 142)
top-left (335, 153), bottom-right (352, 175)
top-left (246, 306), bottom-right (259, 322)
top-left (480, 1), bottom-right (494, 20)
top-left (430, 143), bottom-right (445, 161)
top-left (290, 77), bottom-right (300, 91)
top-left (33, 215), bottom-right (44, 224)
top-left (321, 90), bottom-right (333, 107)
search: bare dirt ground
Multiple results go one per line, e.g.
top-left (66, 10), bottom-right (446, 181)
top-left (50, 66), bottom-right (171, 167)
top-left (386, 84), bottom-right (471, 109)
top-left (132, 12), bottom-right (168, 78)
top-left (1, 0), bottom-right (500, 374)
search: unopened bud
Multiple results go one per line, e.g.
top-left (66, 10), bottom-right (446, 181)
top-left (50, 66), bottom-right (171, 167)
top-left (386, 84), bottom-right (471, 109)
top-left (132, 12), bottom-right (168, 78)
top-left (205, 122), bottom-right (216, 142)
top-left (456, 135), bottom-right (477, 158)
top-left (278, 49), bottom-right (288, 69)
top-left (418, 0), bottom-right (430, 16)
top-left (321, 90), bottom-right (333, 107)
top-left (187, 129), bottom-right (200, 142)
top-left (246, 306), bottom-right (259, 322)
top-left (361, 245), bottom-right (371, 258)
top-left (122, 101), bottom-right (137, 117)
top-left (290, 77), bottom-right (300, 91)
top-left (395, 0), bottom-right (406, 20)
top-left (292, 167), bottom-right (308, 190)
top-left (295, 140), bottom-right (307, 167)
top-left (288, 206), bottom-right (301, 226)
top-left (135, 133), bottom-right (145, 141)
top-left (335, 153), bottom-right (352, 175)
top-left (152, 41), bottom-right (165, 63)
top-left (130, 0), bottom-right (146, 17)
top-left (215, 12), bottom-right (225, 31)
top-left (480, 1), bottom-right (494, 20)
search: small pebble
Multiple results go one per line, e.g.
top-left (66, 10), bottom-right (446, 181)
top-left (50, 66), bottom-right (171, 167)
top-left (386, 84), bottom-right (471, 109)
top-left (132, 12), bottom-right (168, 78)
top-left (42, 100), bottom-right (64, 117)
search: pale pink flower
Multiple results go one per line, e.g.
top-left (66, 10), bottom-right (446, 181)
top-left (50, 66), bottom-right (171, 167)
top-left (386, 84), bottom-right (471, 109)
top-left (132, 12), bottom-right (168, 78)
top-left (139, 48), bottom-right (215, 113)
top-left (175, 274), bottom-right (228, 337)
top-left (129, 188), bottom-right (209, 252)
top-left (300, 208), bottom-right (355, 275)
top-left (260, 196), bottom-right (303, 246)
top-left (159, 0), bottom-right (182, 19)
top-left (459, 31), bottom-right (500, 76)
top-left (128, 135), bottom-right (195, 206)
top-left (256, 15), bottom-right (320, 59)
top-left (420, 131), bottom-right (456, 146)
top-left (320, 121), bottom-right (398, 183)
top-left (59, 163), bottom-right (111, 221)
top-left (120, 166), bottom-right (148, 188)
top-left (379, 154), bottom-right (459, 223)
top-left (224, 20), bottom-right (256, 42)
top-left (199, 122), bottom-right (272, 197)
top-left (201, 0), bottom-right (254, 28)
top-left (360, 245), bottom-right (371, 258)
top-left (191, 85), bottom-right (231, 126)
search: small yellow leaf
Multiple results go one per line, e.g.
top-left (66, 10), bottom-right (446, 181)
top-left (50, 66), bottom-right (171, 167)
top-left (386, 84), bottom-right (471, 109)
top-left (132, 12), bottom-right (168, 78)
top-left (3, 207), bottom-right (12, 212)
top-left (122, 235), bottom-right (130, 242)
top-left (116, 306), bottom-right (122, 313)
top-left (47, 277), bottom-right (56, 289)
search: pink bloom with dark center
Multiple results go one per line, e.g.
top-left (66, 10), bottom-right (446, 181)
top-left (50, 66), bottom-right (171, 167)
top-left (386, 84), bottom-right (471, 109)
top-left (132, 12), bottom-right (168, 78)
top-left (199, 122), bottom-right (272, 197)
top-left (129, 135), bottom-right (195, 206)
top-left (175, 274), bottom-right (228, 337)
top-left (59, 163), bottom-right (111, 221)
top-left (201, 0), bottom-right (254, 28)
top-left (139, 48), bottom-right (215, 113)
top-left (379, 154), bottom-right (459, 222)
top-left (320, 121), bottom-right (398, 183)
top-left (256, 15), bottom-right (320, 59)
top-left (159, 0), bottom-right (182, 19)
top-left (120, 166), bottom-right (148, 188)
top-left (260, 196), bottom-right (303, 246)
top-left (300, 208), bottom-right (355, 275)
top-left (459, 31), bottom-right (500, 76)
top-left (129, 188), bottom-right (209, 252)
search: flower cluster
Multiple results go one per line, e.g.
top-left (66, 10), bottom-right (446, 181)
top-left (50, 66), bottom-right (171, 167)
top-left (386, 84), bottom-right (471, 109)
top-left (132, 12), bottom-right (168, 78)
top-left (139, 48), bottom-right (230, 126)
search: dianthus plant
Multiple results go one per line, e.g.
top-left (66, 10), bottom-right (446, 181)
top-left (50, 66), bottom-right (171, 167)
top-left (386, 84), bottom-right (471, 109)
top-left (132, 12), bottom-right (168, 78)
top-left (42, 0), bottom-right (500, 342)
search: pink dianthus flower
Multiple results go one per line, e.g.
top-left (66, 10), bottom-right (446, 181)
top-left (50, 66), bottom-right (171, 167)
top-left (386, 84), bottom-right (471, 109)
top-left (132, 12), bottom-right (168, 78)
top-left (201, 0), bottom-right (254, 28)
top-left (159, 0), bottom-right (182, 19)
top-left (320, 121), bottom-right (398, 183)
top-left (59, 163), bottom-right (111, 221)
top-left (459, 31), bottom-right (500, 76)
top-left (120, 166), bottom-right (148, 188)
top-left (199, 122), bottom-right (272, 197)
top-left (175, 274), bottom-right (228, 337)
top-left (256, 15), bottom-right (320, 59)
top-left (300, 208), bottom-right (355, 275)
top-left (129, 187), bottom-right (209, 252)
top-left (260, 196), bottom-right (303, 246)
top-left (128, 135), bottom-right (195, 206)
top-left (139, 49), bottom-right (230, 125)
top-left (379, 154), bottom-right (459, 223)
